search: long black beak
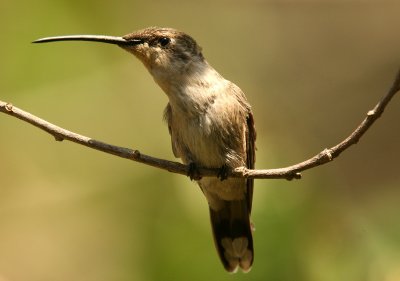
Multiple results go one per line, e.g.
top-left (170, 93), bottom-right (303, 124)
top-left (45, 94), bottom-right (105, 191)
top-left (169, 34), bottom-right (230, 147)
top-left (32, 35), bottom-right (142, 46)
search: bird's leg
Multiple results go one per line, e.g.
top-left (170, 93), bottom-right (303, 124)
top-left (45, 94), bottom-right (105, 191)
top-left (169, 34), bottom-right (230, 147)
top-left (187, 162), bottom-right (202, 181)
top-left (218, 164), bottom-right (230, 181)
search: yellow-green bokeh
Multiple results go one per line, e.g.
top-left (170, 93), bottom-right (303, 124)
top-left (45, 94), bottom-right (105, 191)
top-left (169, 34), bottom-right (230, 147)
top-left (1, 1), bottom-right (400, 281)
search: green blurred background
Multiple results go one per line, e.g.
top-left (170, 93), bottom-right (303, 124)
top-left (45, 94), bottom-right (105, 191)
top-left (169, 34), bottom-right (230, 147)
top-left (1, 0), bottom-right (400, 280)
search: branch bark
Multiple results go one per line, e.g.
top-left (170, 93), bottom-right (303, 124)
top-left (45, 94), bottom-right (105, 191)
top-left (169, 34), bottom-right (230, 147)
top-left (1, 69), bottom-right (399, 180)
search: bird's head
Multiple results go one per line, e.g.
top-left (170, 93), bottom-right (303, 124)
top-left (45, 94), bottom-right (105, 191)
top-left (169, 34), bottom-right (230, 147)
top-left (122, 27), bottom-right (204, 74)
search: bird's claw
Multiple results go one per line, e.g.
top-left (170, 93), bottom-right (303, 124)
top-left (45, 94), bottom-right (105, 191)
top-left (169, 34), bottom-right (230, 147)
top-left (187, 162), bottom-right (202, 181)
top-left (218, 164), bottom-right (230, 181)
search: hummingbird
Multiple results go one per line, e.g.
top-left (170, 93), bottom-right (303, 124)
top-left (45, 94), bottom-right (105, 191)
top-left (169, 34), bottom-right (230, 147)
top-left (34, 27), bottom-right (256, 273)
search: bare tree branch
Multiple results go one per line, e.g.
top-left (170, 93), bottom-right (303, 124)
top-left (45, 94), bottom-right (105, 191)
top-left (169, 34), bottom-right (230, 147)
top-left (1, 69), bottom-right (399, 180)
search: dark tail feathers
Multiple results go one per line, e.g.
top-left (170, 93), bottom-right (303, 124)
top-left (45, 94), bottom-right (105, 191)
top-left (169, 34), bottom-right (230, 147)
top-left (209, 199), bottom-right (254, 273)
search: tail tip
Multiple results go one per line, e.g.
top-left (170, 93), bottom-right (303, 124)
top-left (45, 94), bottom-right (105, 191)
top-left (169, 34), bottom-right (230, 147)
top-left (221, 237), bottom-right (253, 273)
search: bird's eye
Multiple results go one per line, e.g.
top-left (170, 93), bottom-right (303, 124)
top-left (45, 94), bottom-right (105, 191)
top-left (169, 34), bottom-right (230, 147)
top-left (159, 37), bottom-right (171, 47)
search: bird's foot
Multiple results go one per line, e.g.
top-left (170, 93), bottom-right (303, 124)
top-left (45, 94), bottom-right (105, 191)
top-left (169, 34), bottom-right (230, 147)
top-left (218, 164), bottom-right (230, 181)
top-left (187, 162), bottom-right (202, 181)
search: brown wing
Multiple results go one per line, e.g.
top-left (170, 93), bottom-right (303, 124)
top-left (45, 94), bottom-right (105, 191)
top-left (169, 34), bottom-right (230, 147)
top-left (163, 103), bottom-right (179, 158)
top-left (246, 111), bottom-right (256, 214)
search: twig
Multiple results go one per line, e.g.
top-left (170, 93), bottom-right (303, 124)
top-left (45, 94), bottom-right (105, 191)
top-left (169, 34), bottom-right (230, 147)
top-left (1, 69), bottom-right (399, 180)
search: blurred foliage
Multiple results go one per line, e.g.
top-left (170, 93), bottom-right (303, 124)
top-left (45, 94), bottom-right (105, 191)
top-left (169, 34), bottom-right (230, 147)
top-left (1, 0), bottom-right (400, 281)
